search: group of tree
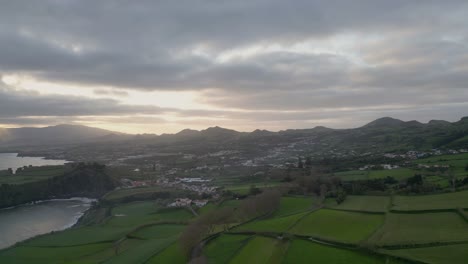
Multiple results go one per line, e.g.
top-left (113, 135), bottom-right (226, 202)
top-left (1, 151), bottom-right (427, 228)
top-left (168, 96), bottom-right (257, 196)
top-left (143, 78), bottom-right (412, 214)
top-left (179, 190), bottom-right (281, 258)
top-left (0, 163), bottom-right (116, 208)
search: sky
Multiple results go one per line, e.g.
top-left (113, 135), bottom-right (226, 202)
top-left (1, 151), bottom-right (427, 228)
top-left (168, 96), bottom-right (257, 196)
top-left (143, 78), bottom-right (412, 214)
top-left (0, 0), bottom-right (467, 134)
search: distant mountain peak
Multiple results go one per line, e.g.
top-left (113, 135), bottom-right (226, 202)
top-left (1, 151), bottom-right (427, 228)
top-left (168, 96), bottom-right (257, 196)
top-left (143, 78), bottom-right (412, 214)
top-left (428, 120), bottom-right (451, 125)
top-left (200, 126), bottom-right (240, 137)
top-left (363, 117), bottom-right (405, 128)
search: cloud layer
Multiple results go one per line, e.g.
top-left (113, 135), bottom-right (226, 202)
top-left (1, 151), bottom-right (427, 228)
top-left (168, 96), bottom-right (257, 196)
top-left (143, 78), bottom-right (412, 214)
top-left (0, 1), bottom-right (467, 132)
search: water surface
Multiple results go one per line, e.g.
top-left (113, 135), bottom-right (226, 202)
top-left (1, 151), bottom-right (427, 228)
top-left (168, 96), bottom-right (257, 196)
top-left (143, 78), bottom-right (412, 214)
top-left (0, 153), bottom-right (67, 172)
top-left (0, 198), bottom-right (93, 249)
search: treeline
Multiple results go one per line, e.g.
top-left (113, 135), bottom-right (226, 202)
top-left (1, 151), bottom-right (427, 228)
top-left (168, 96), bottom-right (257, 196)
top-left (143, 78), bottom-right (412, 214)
top-left (0, 163), bottom-right (116, 208)
top-left (179, 190), bottom-right (281, 257)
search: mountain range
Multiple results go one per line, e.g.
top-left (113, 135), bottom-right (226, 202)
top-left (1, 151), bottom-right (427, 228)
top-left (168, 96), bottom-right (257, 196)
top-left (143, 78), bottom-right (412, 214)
top-left (0, 117), bottom-right (467, 154)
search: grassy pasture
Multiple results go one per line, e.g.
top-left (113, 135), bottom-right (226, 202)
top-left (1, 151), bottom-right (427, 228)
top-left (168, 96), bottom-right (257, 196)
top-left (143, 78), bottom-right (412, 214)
top-left (219, 199), bottom-right (242, 208)
top-left (274, 196), bottom-right (312, 217)
top-left (132, 224), bottom-right (185, 239)
top-left (102, 186), bottom-right (166, 201)
top-left (325, 195), bottom-right (389, 213)
top-left (0, 243), bottom-right (111, 264)
top-left (204, 234), bottom-right (252, 263)
top-left (415, 153), bottom-right (468, 177)
top-left (371, 212), bottom-right (468, 245)
top-left (393, 191), bottom-right (468, 211)
top-left (235, 212), bottom-right (309, 233)
top-left (24, 226), bottom-right (131, 246)
top-left (106, 202), bottom-right (192, 227)
top-left (225, 182), bottom-right (281, 195)
top-left (416, 153), bottom-right (468, 163)
top-left (228, 236), bottom-right (279, 264)
top-left (283, 239), bottom-right (408, 264)
top-left (0, 165), bottom-right (66, 185)
top-left (146, 242), bottom-right (186, 264)
top-left (103, 237), bottom-right (175, 264)
top-left (381, 243), bottom-right (468, 264)
top-left (290, 209), bottom-right (384, 243)
top-left (334, 168), bottom-right (417, 181)
top-left (334, 170), bottom-right (369, 181)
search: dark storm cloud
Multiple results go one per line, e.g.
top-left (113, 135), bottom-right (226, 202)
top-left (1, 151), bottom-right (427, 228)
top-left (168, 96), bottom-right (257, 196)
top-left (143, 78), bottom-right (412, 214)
top-left (0, 81), bottom-right (164, 117)
top-left (0, 0), bottom-right (467, 91)
top-left (0, 0), bottom-right (467, 129)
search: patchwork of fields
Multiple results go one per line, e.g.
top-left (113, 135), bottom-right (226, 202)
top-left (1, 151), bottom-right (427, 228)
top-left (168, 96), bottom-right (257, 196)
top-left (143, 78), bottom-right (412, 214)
top-left (0, 201), bottom-right (193, 264)
top-left (2, 189), bottom-right (468, 263)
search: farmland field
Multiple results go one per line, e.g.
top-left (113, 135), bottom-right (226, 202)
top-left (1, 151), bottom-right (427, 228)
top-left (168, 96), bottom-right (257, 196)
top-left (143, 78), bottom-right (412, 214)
top-left (290, 209), bottom-right (384, 243)
top-left (0, 165), bottom-right (66, 185)
top-left (0, 243), bottom-right (111, 264)
top-left (283, 239), bottom-right (406, 264)
top-left (381, 243), bottom-right (468, 264)
top-left (132, 224), bottom-right (185, 239)
top-left (24, 226), bottom-right (132, 246)
top-left (103, 237), bottom-right (175, 264)
top-left (102, 186), bottom-right (167, 201)
top-left (393, 191), bottom-right (468, 211)
top-left (334, 168), bottom-right (417, 181)
top-left (146, 242), bottom-right (186, 264)
top-left (228, 236), bottom-right (279, 264)
top-left (370, 212), bottom-right (468, 245)
top-left (235, 212), bottom-right (309, 233)
top-left (204, 234), bottom-right (252, 263)
top-left (414, 153), bottom-right (468, 177)
top-left (325, 195), bottom-right (390, 213)
top-left (274, 196), bottom-right (313, 216)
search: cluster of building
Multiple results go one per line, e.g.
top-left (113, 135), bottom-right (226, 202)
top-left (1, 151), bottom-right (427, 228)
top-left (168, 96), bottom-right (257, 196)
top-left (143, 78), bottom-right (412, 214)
top-left (168, 198), bottom-right (208, 208)
top-left (359, 164), bottom-right (400, 171)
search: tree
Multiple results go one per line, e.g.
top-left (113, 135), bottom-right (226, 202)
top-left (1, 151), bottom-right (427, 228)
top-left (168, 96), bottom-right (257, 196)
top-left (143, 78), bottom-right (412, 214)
top-left (305, 157), bottom-right (312, 169)
top-left (407, 174), bottom-right (423, 186)
top-left (336, 188), bottom-right (347, 204)
top-left (297, 157), bottom-right (304, 169)
top-left (7, 168), bottom-right (13, 175)
top-left (319, 184), bottom-right (328, 203)
top-left (249, 185), bottom-right (262, 195)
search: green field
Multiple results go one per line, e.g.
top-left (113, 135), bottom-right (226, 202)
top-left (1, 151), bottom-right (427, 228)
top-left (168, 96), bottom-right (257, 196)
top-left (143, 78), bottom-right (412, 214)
top-left (393, 191), bottom-right (468, 211)
top-left (283, 239), bottom-right (405, 264)
top-left (274, 196), bottom-right (313, 216)
top-left (132, 224), bottom-right (185, 239)
top-left (334, 168), bottom-right (417, 181)
top-left (414, 153), bottom-right (468, 177)
top-left (0, 243), bottom-right (111, 264)
top-left (325, 195), bottom-right (390, 213)
top-left (225, 182), bottom-right (281, 195)
top-left (219, 199), bottom-right (242, 208)
top-left (106, 202), bottom-right (192, 227)
top-left (235, 212), bottom-right (309, 233)
top-left (370, 212), bottom-right (468, 245)
top-left (0, 200), bottom-right (191, 264)
top-left (204, 234), bottom-right (252, 263)
top-left (290, 209), bottom-right (384, 243)
top-left (0, 165), bottom-right (66, 185)
top-left (228, 236), bottom-right (279, 264)
top-left (146, 242), bottom-right (187, 264)
top-left (102, 186), bottom-right (167, 201)
top-left (24, 226), bottom-right (132, 246)
top-left (381, 243), bottom-right (468, 264)
top-left (103, 237), bottom-right (175, 264)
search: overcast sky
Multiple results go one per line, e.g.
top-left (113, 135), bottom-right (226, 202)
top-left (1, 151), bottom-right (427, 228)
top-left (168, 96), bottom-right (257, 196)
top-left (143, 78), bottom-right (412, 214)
top-left (0, 0), bottom-right (467, 134)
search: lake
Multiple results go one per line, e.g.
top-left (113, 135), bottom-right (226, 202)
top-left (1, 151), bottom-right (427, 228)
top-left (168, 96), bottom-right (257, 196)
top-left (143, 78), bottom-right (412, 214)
top-left (0, 198), bottom-right (94, 249)
top-left (0, 153), bottom-right (68, 172)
